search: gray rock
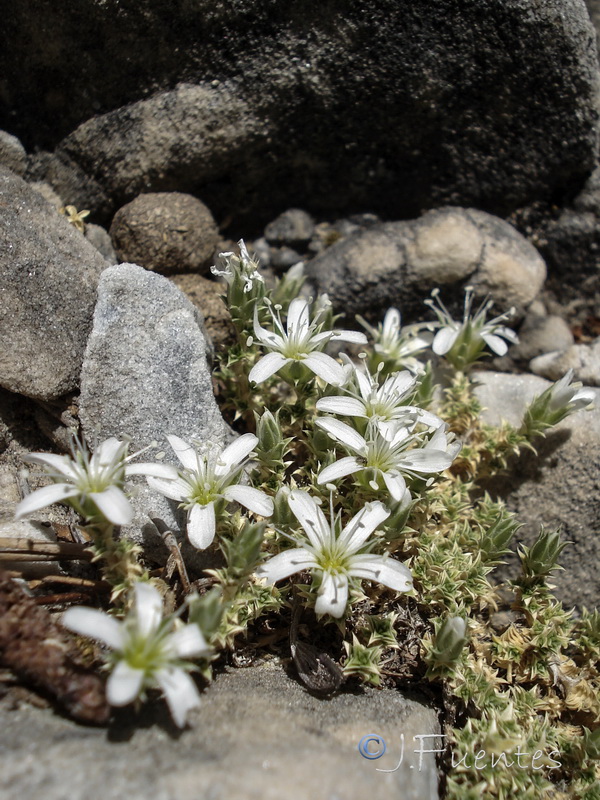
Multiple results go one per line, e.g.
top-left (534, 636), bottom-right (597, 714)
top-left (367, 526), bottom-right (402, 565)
top-left (473, 371), bottom-right (600, 610)
top-left (28, 181), bottom-right (63, 210)
top-left (25, 150), bottom-right (111, 220)
top-left (7, 2), bottom-right (596, 225)
top-left (0, 663), bottom-right (440, 800)
top-left (79, 264), bottom-right (226, 560)
top-left (0, 167), bottom-right (108, 400)
top-left (530, 338), bottom-right (600, 385)
top-left (307, 207), bottom-right (546, 321)
top-left (270, 246), bottom-right (304, 272)
top-left (511, 313), bottom-right (574, 361)
top-left (85, 223), bottom-right (117, 264)
top-left (265, 208), bottom-right (315, 247)
top-left (0, 129), bottom-right (26, 176)
top-left (109, 192), bottom-right (219, 275)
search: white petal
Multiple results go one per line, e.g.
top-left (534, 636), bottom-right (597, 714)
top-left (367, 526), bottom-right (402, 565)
top-left (317, 456), bottom-right (363, 485)
top-left (315, 572), bottom-right (348, 618)
top-left (494, 326), bottom-right (519, 343)
top-left (61, 607), bottom-right (125, 650)
top-left (382, 308), bottom-right (401, 338)
top-left (315, 396), bottom-right (367, 417)
top-left (330, 329), bottom-right (368, 344)
top-left (126, 463), bottom-right (179, 479)
top-left (249, 352), bottom-right (291, 383)
top-left (166, 435), bottom-right (199, 471)
top-left (349, 554), bottom-right (413, 592)
top-left (401, 448), bottom-right (454, 473)
top-left (354, 369), bottom-right (372, 401)
top-left (255, 548), bottom-right (317, 584)
top-left (95, 437), bottom-right (124, 466)
top-left (90, 486), bottom-right (133, 525)
top-left (432, 326), bottom-right (460, 355)
top-left (288, 489), bottom-right (331, 549)
top-left (286, 297), bottom-right (310, 338)
top-left (107, 660), bottom-right (145, 706)
top-left (23, 452), bottom-right (78, 480)
top-left (339, 501), bottom-right (390, 553)
top-left (146, 475), bottom-right (190, 502)
top-left (168, 624), bottom-right (209, 659)
top-left (481, 332), bottom-right (508, 356)
top-left (253, 305), bottom-right (284, 348)
top-left (382, 370), bottom-right (415, 398)
top-left (217, 433), bottom-right (258, 474)
top-left (14, 483), bottom-right (79, 519)
top-left (301, 351), bottom-right (347, 386)
top-left (222, 484), bottom-right (274, 516)
top-left (315, 417), bottom-right (367, 454)
top-left (382, 470), bottom-right (407, 503)
top-left (155, 667), bottom-right (202, 728)
top-left (132, 582), bottom-right (163, 637)
top-left (187, 502), bottom-right (216, 549)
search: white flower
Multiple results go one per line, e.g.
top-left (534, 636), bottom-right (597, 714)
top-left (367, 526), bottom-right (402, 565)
top-left (358, 307), bottom-right (432, 367)
top-left (211, 239), bottom-right (264, 294)
top-left (14, 437), bottom-right (176, 526)
top-left (248, 296), bottom-right (367, 386)
top-left (425, 286), bottom-right (518, 360)
top-left (316, 418), bottom-right (460, 502)
top-left (315, 365), bottom-right (443, 440)
top-left (62, 582), bottom-right (209, 727)
top-left (255, 490), bottom-right (413, 618)
top-left (547, 369), bottom-right (595, 412)
top-left (147, 434), bottom-right (273, 550)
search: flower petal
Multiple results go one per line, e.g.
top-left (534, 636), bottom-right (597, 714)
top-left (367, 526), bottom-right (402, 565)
top-left (432, 326), bottom-right (459, 355)
top-left (166, 435), bottom-right (199, 471)
top-left (155, 667), bottom-right (201, 728)
top-left (90, 486), bottom-right (133, 526)
top-left (253, 305), bottom-right (284, 348)
top-left (302, 352), bottom-right (346, 386)
top-left (315, 396), bottom-right (367, 418)
top-left (107, 660), bottom-right (145, 706)
top-left (126, 463), bottom-right (179, 480)
top-left (481, 332), bottom-right (508, 356)
top-left (146, 475), bottom-right (190, 502)
top-left (286, 297), bottom-right (310, 339)
top-left (381, 470), bottom-right (407, 503)
top-left (61, 607), bottom-right (125, 650)
top-left (23, 452), bottom-right (78, 480)
top-left (382, 308), bottom-right (401, 338)
top-left (249, 352), bottom-right (291, 384)
top-left (14, 483), bottom-right (79, 519)
top-left (95, 437), bottom-right (125, 466)
top-left (330, 329), bottom-right (368, 344)
top-left (315, 417), bottom-right (367, 454)
top-left (315, 572), bottom-right (348, 618)
top-left (288, 489), bottom-right (331, 550)
top-left (187, 502), bottom-right (216, 549)
top-left (217, 433), bottom-right (258, 475)
top-left (222, 484), bottom-right (274, 516)
top-left (349, 554), bottom-right (413, 593)
top-left (339, 500), bottom-right (390, 553)
top-left (255, 547), bottom-right (317, 584)
top-left (400, 448), bottom-right (454, 473)
top-left (317, 456), bottom-right (363, 485)
top-left (168, 624), bottom-right (210, 659)
top-left (133, 582), bottom-right (163, 637)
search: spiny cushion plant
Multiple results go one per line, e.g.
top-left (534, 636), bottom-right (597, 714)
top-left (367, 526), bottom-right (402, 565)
top-left (16, 241), bottom-right (599, 797)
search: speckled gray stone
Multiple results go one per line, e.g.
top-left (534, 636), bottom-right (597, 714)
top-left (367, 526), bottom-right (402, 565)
top-left (0, 167), bottom-right (107, 400)
top-left (79, 263), bottom-right (226, 561)
top-left (0, 663), bottom-right (440, 800)
top-left (530, 338), bottom-right (600, 386)
top-left (473, 371), bottom-right (600, 609)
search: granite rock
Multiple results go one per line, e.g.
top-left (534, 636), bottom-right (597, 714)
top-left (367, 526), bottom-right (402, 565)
top-left (0, 129), bottom-right (26, 176)
top-left (530, 338), bottom-right (600, 385)
top-left (0, 663), bottom-right (440, 800)
top-left (0, 167), bottom-right (107, 400)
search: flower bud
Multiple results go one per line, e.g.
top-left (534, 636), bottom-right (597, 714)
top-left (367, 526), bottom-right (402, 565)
top-left (430, 616), bottom-right (468, 667)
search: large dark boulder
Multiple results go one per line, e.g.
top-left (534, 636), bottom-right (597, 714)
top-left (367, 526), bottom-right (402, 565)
top-left (1, 1), bottom-right (598, 225)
